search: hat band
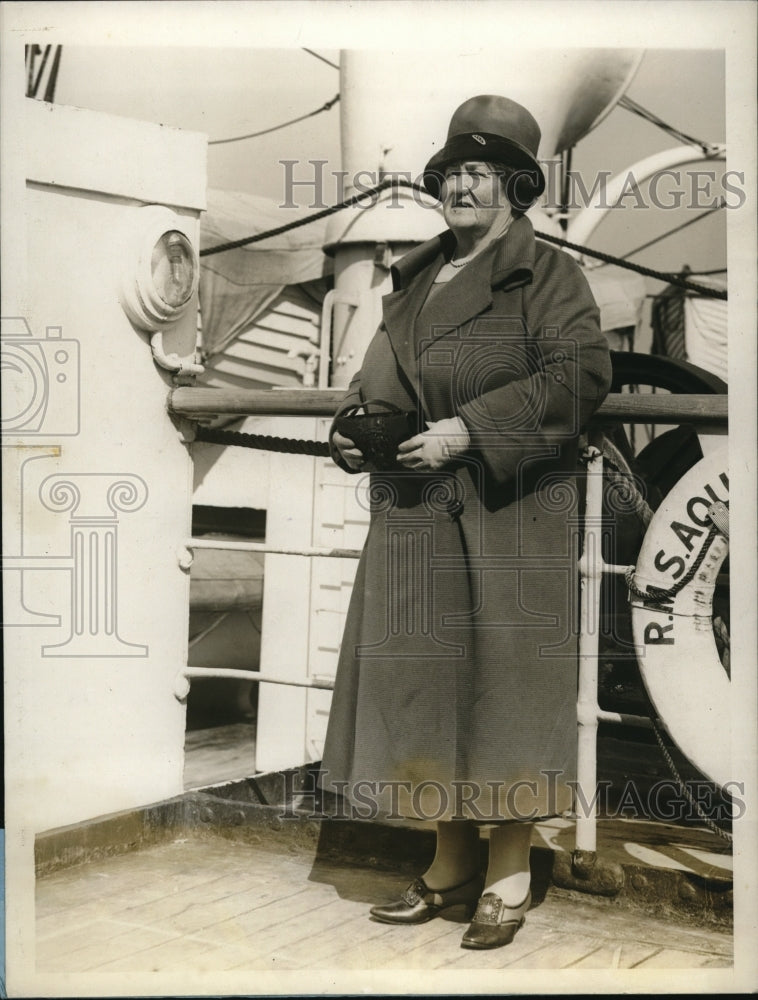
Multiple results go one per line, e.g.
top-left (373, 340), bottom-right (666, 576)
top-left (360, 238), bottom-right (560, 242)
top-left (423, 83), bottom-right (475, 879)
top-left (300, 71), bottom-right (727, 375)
top-left (423, 132), bottom-right (545, 203)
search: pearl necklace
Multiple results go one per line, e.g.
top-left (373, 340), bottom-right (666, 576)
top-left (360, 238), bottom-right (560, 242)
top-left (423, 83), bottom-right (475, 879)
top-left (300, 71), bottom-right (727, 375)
top-left (447, 216), bottom-right (515, 270)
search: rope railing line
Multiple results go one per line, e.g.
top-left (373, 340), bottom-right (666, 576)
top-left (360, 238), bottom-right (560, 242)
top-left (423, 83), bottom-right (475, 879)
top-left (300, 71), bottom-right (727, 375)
top-left (618, 95), bottom-right (721, 156)
top-left (190, 395), bottom-right (727, 458)
top-left (208, 93), bottom-right (340, 146)
top-left (616, 199), bottom-right (726, 263)
top-left (534, 232), bottom-right (727, 299)
top-left (199, 177), bottom-right (425, 256)
top-left (302, 48), bottom-right (340, 71)
top-left (199, 179), bottom-right (727, 300)
top-left (195, 425), bottom-right (331, 457)
top-left (650, 717), bottom-right (733, 843)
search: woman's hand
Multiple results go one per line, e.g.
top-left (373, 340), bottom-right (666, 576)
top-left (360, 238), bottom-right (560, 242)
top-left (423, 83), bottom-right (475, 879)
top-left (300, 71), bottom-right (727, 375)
top-left (396, 416), bottom-right (470, 471)
top-left (332, 430), bottom-right (367, 471)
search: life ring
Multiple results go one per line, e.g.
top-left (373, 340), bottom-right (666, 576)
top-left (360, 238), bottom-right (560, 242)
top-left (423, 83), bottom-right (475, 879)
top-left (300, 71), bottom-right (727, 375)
top-left (629, 445), bottom-right (730, 788)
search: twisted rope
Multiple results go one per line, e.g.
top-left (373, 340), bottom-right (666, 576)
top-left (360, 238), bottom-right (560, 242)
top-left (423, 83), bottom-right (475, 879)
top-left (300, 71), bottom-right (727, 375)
top-left (650, 718), bottom-right (733, 843)
top-left (595, 435), bottom-right (732, 843)
top-left (195, 425), bottom-right (330, 457)
top-left (599, 437), bottom-right (655, 528)
top-left (200, 177), bottom-right (424, 257)
top-left (208, 93), bottom-right (340, 146)
top-left (533, 231), bottom-right (727, 299)
top-left (618, 95), bottom-right (721, 156)
top-left (597, 436), bottom-right (724, 600)
top-left (624, 522), bottom-right (719, 603)
top-left (616, 199), bottom-right (726, 264)
top-left (199, 180), bottom-right (728, 300)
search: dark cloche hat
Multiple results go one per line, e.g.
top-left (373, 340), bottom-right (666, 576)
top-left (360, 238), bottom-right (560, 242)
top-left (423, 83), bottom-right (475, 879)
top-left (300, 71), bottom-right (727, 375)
top-left (423, 94), bottom-right (546, 208)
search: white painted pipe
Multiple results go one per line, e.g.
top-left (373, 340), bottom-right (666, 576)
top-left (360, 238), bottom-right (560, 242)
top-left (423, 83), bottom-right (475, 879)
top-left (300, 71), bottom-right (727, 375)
top-left (181, 537), bottom-right (361, 560)
top-left (182, 666), bottom-right (334, 691)
top-left (568, 144), bottom-right (726, 250)
top-left (575, 438), bottom-right (606, 854)
top-left (597, 710), bottom-right (653, 729)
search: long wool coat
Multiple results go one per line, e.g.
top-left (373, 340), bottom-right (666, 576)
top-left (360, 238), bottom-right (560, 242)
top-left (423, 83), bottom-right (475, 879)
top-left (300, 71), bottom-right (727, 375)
top-left (321, 216), bottom-right (612, 822)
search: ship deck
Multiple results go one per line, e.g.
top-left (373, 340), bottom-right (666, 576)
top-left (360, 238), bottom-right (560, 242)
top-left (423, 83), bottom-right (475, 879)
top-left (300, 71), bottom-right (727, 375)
top-left (36, 831), bottom-right (731, 977)
top-left (31, 720), bottom-right (736, 988)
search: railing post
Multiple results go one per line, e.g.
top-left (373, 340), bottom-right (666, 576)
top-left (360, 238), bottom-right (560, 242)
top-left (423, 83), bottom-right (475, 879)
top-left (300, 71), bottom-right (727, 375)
top-left (575, 432), bottom-right (605, 859)
top-left (170, 391), bottom-right (728, 884)
top-left (557, 431), bottom-right (625, 896)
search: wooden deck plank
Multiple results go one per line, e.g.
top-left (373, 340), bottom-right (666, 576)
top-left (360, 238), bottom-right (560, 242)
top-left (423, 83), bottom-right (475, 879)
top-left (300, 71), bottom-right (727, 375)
top-left (230, 912), bottom-right (398, 970)
top-left (108, 868), bottom-right (297, 933)
top-left (37, 869), bottom-right (262, 940)
top-left (526, 896), bottom-right (733, 957)
top-left (288, 868), bottom-right (472, 968)
top-left (223, 898), bottom-right (368, 968)
top-left (441, 923), bottom-right (567, 969)
top-left (234, 873), bottom-right (409, 968)
top-left (36, 858), bottom-right (269, 937)
top-left (376, 921), bottom-right (480, 969)
top-left (87, 935), bottom-right (256, 974)
top-left (35, 917), bottom-right (152, 960)
top-left (569, 940), bottom-right (661, 968)
top-left (191, 886), bottom-right (342, 948)
top-left (699, 955), bottom-right (734, 968)
top-left (37, 898), bottom-right (124, 938)
top-left (504, 932), bottom-right (613, 969)
top-left (37, 924), bottom-right (182, 974)
top-left (35, 833), bottom-right (733, 974)
top-left (248, 910), bottom-right (370, 964)
top-left (632, 947), bottom-right (734, 969)
top-left (36, 872), bottom-right (220, 927)
top-left (306, 861), bottom-right (417, 907)
top-left (331, 913), bottom-right (471, 970)
top-left (163, 885), bottom-right (317, 943)
top-left (36, 839), bottom-right (251, 912)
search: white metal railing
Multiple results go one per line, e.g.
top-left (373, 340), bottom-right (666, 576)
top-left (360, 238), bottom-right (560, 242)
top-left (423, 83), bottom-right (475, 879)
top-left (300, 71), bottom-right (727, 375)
top-left (178, 488), bottom-right (651, 855)
top-left (575, 433), bottom-right (654, 855)
top-left (182, 666), bottom-right (334, 690)
top-left (178, 536), bottom-right (361, 570)
top-left (173, 390), bottom-right (728, 864)
top-left (175, 537), bottom-right (359, 698)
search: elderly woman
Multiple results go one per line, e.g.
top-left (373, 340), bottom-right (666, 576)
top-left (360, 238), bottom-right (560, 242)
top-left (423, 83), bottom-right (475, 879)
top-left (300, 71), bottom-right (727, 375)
top-left (322, 95), bottom-right (612, 949)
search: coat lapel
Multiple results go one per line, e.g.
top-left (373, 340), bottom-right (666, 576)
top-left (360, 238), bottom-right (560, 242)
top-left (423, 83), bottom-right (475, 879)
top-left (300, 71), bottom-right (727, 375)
top-left (382, 238), bottom-right (446, 400)
top-left (414, 254), bottom-right (493, 353)
top-left (490, 215), bottom-right (536, 289)
top-left (380, 216), bottom-right (538, 399)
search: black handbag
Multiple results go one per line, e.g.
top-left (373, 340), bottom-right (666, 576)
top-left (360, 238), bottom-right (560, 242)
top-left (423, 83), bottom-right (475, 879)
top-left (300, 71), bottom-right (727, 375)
top-left (333, 398), bottom-right (419, 471)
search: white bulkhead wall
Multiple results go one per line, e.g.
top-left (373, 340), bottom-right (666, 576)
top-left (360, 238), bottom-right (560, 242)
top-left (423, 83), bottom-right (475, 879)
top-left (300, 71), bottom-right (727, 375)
top-left (3, 99), bottom-right (206, 833)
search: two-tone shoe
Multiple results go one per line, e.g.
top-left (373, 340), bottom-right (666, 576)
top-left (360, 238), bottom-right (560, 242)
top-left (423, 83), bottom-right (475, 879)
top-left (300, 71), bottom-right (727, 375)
top-left (369, 872), bottom-right (484, 925)
top-left (460, 889), bottom-right (531, 949)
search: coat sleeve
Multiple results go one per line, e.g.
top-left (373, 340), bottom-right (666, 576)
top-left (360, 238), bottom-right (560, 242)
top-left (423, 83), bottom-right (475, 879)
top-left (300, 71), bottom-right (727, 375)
top-left (329, 370), bottom-right (364, 473)
top-left (457, 248), bottom-right (612, 485)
